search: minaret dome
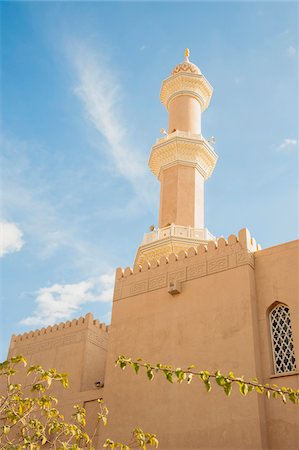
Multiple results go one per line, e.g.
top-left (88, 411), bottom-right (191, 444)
top-left (160, 48), bottom-right (213, 135)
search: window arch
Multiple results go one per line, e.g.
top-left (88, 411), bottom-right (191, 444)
top-left (269, 303), bottom-right (296, 374)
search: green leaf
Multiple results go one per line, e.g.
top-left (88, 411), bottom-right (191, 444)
top-left (133, 363), bottom-right (140, 374)
top-left (163, 370), bottom-right (173, 383)
top-left (223, 381), bottom-right (232, 396)
top-left (147, 369), bottom-right (154, 381)
top-left (215, 373), bottom-right (226, 387)
top-left (255, 385), bottom-right (264, 394)
top-left (239, 383), bottom-right (248, 396)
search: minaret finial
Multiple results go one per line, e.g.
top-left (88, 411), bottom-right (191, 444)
top-left (184, 48), bottom-right (190, 61)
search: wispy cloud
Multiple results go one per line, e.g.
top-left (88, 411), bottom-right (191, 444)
top-left (68, 40), bottom-right (154, 203)
top-left (0, 221), bottom-right (24, 257)
top-left (0, 133), bottom-right (110, 272)
top-left (278, 138), bottom-right (297, 151)
top-left (20, 271), bottom-right (114, 327)
top-left (287, 45), bottom-right (296, 56)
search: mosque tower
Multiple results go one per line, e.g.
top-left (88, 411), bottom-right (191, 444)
top-left (135, 49), bottom-right (218, 266)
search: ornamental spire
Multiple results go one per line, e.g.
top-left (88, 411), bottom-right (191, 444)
top-left (184, 48), bottom-right (190, 62)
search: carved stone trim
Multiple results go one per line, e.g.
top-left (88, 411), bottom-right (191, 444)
top-left (135, 235), bottom-right (209, 267)
top-left (10, 331), bottom-right (86, 355)
top-left (149, 274), bottom-right (167, 291)
top-left (148, 135), bottom-right (218, 180)
top-left (160, 72), bottom-right (213, 112)
top-left (116, 248), bottom-right (255, 301)
top-left (168, 268), bottom-right (186, 284)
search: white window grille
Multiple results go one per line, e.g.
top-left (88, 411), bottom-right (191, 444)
top-left (270, 304), bottom-right (296, 374)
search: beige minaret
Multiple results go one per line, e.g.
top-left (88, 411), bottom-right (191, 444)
top-left (135, 49), bottom-right (218, 266)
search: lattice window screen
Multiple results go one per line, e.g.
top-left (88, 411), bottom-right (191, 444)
top-left (270, 304), bottom-right (296, 374)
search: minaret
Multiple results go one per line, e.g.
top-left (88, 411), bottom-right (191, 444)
top-left (135, 49), bottom-right (218, 266)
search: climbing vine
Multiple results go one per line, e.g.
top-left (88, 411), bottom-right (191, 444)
top-left (116, 355), bottom-right (299, 405)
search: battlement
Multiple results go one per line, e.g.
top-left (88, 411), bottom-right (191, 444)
top-left (113, 229), bottom-right (261, 301)
top-left (10, 313), bottom-right (109, 345)
top-left (117, 228), bottom-right (260, 279)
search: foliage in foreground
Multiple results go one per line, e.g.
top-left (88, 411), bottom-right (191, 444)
top-left (0, 355), bottom-right (158, 450)
top-left (116, 355), bottom-right (299, 405)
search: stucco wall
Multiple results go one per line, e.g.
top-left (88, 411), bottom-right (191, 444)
top-left (255, 240), bottom-right (299, 449)
top-left (4, 234), bottom-right (298, 449)
top-left (103, 230), bottom-right (268, 449)
top-left (6, 313), bottom-right (108, 422)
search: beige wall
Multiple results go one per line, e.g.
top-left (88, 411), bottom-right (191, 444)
top-left (103, 230), bottom-right (265, 449)
top-left (4, 235), bottom-right (298, 449)
top-left (6, 313), bottom-right (108, 424)
top-left (255, 240), bottom-right (299, 449)
top-left (168, 95), bottom-right (202, 135)
top-left (159, 165), bottom-right (204, 229)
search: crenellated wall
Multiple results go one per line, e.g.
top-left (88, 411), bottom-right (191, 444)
top-left (8, 313), bottom-right (109, 395)
top-left (104, 227), bottom-right (270, 450)
top-left (114, 228), bottom-right (261, 302)
top-left (10, 313), bottom-right (108, 346)
top-left (4, 231), bottom-right (298, 449)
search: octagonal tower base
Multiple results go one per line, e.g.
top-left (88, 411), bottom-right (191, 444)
top-left (134, 224), bottom-right (215, 267)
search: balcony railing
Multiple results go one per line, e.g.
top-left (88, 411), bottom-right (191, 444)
top-left (141, 224), bottom-right (215, 245)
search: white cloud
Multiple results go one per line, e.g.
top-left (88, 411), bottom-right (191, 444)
top-left (0, 221), bottom-right (24, 257)
top-left (287, 45), bottom-right (296, 56)
top-left (20, 271), bottom-right (115, 327)
top-left (68, 40), bottom-right (154, 203)
top-left (278, 138), bottom-right (297, 151)
top-left (0, 133), bottom-right (112, 270)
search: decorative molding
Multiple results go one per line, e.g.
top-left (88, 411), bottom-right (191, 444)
top-left (10, 313), bottom-right (109, 347)
top-left (135, 235), bottom-right (209, 267)
top-left (114, 229), bottom-right (261, 301)
top-left (148, 134), bottom-right (218, 180)
top-left (168, 268), bottom-right (186, 283)
top-left (171, 61), bottom-right (201, 76)
top-left (207, 256), bottom-right (228, 274)
top-left (160, 72), bottom-right (213, 112)
top-left (149, 274), bottom-right (167, 291)
top-left (10, 331), bottom-right (86, 355)
top-left (187, 263), bottom-right (207, 280)
top-left (130, 280), bottom-right (148, 295)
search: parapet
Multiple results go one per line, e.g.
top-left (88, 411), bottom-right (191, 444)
top-left (114, 228), bottom-right (261, 301)
top-left (9, 313), bottom-right (109, 356)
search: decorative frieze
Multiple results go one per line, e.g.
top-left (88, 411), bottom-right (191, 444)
top-left (148, 274), bottom-right (167, 291)
top-left (114, 229), bottom-right (260, 301)
top-left (160, 72), bottom-right (213, 111)
top-left (148, 132), bottom-right (218, 180)
top-left (187, 263), bottom-right (207, 279)
top-left (207, 256), bottom-right (228, 274)
top-left (10, 331), bottom-right (86, 356)
top-left (168, 268), bottom-right (186, 284)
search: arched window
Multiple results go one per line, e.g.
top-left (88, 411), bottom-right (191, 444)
top-left (269, 303), bottom-right (296, 374)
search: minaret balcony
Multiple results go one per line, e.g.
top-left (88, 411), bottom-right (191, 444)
top-left (160, 72), bottom-right (213, 111)
top-left (134, 224), bottom-right (215, 267)
top-left (148, 130), bottom-right (218, 180)
top-left (142, 224), bottom-right (215, 245)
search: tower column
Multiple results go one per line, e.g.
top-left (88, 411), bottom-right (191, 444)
top-left (159, 165), bottom-right (204, 229)
top-left (168, 95), bottom-right (202, 134)
top-left (134, 49), bottom-right (218, 266)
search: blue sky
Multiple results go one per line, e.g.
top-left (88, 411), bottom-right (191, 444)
top-left (1, 1), bottom-right (298, 359)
